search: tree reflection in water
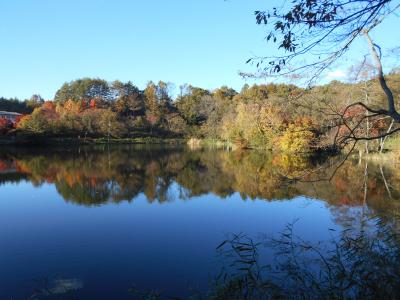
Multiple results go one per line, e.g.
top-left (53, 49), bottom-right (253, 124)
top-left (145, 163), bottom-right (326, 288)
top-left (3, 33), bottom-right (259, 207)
top-left (0, 146), bottom-right (398, 212)
top-left (1, 145), bottom-right (399, 299)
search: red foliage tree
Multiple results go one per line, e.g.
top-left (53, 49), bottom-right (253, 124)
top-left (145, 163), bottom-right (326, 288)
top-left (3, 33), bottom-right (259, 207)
top-left (13, 115), bottom-right (25, 128)
top-left (42, 101), bottom-right (56, 111)
top-left (337, 105), bottom-right (390, 143)
top-left (0, 118), bottom-right (12, 134)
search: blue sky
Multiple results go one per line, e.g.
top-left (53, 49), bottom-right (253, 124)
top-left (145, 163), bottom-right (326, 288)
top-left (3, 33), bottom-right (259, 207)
top-left (0, 0), bottom-right (398, 100)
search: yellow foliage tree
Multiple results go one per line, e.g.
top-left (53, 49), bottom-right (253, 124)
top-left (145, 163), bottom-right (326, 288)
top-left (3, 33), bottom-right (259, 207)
top-left (279, 121), bottom-right (316, 153)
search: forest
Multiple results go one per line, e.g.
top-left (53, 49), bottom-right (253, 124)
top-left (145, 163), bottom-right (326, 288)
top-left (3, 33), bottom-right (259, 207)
top-left (1, 71), bottom-right (399, 155)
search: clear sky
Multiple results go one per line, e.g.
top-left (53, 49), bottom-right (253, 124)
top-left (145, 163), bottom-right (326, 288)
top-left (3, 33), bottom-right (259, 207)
top-left (0, 0), bottom-right (398, 100)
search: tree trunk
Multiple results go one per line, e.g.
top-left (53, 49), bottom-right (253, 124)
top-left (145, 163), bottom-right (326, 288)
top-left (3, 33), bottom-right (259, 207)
top-left (363, 30), bottom-right (400, 121)
top-left (379, 119), bottom-right (395, 154)
top-left (108, 119), bottom-right (111, 143)
top-left (364, 82), bottom-right (369, 154)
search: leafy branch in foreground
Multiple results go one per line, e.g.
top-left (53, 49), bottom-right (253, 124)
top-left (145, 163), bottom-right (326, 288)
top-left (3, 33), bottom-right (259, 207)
top-left (249, 0), bottom-right (398, 77)
top-left (130, 217), bottom-right (400, 299)
top-left (211, 218), bottom-right (400, 299)
top-left (247, 0), bottom-right (400, 145)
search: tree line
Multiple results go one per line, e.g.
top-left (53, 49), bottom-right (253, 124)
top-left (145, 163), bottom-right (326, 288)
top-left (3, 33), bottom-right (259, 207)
top-left (0, 72), bottom-right (399, 153)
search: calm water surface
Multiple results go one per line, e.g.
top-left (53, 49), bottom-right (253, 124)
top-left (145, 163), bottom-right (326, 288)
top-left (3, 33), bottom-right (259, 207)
top-left (0, 145), bottom-right (398, 299)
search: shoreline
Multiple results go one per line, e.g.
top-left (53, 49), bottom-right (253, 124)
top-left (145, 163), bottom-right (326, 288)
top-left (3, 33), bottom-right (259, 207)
top-left (1, 136), bottom-right (397, 162)
top-left (0, 136), bottom-right (187, 146)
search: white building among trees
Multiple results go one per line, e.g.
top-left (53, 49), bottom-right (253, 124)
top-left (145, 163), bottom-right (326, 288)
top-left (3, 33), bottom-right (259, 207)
top-left (0, 111), bottom-right (22, 124)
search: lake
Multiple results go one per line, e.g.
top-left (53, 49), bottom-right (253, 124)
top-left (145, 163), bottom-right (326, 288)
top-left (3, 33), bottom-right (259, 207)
top-left (0, 145), bottom-right (399, 299)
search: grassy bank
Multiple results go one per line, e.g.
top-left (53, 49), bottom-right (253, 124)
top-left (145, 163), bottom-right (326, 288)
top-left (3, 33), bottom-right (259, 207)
top-left (0, 135), bottom-right (186, 146)
top-left (362, 151), bottom-right (400, 163)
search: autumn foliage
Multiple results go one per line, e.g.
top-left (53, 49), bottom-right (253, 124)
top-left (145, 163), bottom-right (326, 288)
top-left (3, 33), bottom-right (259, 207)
top-left (0, 118), bottom-right (12, 134)
top-left (3, 72), bottom-right (399, 152)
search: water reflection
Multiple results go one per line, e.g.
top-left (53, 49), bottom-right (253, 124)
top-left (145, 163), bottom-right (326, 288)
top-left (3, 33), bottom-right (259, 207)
top-left (0, 145), bottom-right (398, 214)
top-left (0, 145), bottom-right (399, 299)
